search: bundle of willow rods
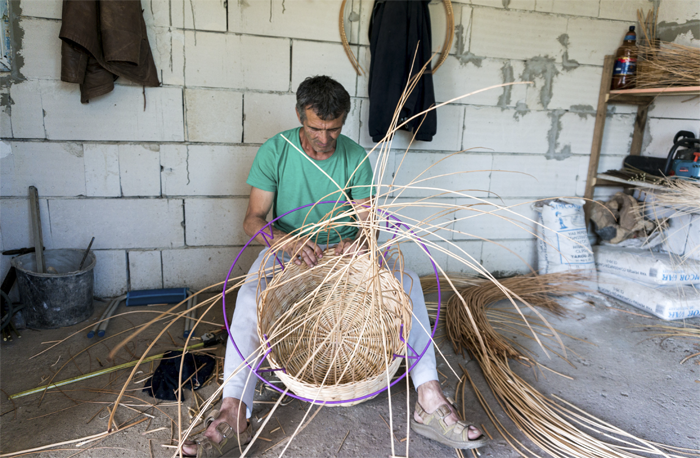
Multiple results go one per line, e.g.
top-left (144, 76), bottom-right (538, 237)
top-left (643, 178), bottom-right (700, 215)
top-left (634, 42), bottom-right (700, 89)
top-left (641, 179), bottom-right (700, 261)
top-left (633, 7), bottom-right (700, 89)
top-left (445, 273), bottom-right (574, 362)
top-left (636, 8), bottom-right (658, 49)
top-left (420, 274), bottom-right (487, 296)
top-left (443, 272), bottom-right (696, 457)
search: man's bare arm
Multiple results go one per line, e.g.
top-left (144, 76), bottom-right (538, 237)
top-left (243, 187), bottom-right (279, 243)
top-left (243, 187), bottom-right (323, 266)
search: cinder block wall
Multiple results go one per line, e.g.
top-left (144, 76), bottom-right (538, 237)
top-left (1, 0), bottom-right (698, 296)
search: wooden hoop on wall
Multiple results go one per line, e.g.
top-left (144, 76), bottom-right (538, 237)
top-left (433, 0), bottom-right (454, 73)
top-left (339, 0), bottom-right (455, 76)
top-left (339, 0), bottom-right (365, 76)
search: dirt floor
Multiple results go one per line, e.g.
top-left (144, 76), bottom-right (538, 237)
top-left (1, 290), bottom-right (699, 458)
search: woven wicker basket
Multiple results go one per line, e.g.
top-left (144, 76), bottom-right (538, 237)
top-left (257, 250), bottom-right (412, 406)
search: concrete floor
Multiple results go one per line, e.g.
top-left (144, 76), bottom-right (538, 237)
top-left (1, 292), bottom-right (699, 457)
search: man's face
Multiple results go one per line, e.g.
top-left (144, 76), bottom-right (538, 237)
top-left (297, 107), bottom-right (344, 155)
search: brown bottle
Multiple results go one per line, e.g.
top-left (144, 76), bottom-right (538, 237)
top-left (611, 26), bottom-right (637, 90)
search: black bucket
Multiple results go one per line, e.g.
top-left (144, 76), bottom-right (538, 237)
top-left (11, 249), bottom-right (96, 329)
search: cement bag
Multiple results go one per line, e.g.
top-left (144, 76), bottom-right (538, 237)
top-left (662, 214), bottom-right (691, 257)
top-left (535, 199), bottom-right (596, 276)
top-left (688, 215), bottom-right (700, 260)
top-left (661, 214), bottom-right (700, 261)
top-left (594, 246), bottom-right (700, 286)
top-left (597, 272), bottom-right (700, 320)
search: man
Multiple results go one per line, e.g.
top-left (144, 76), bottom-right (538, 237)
top-left (183, 76), bottom-right (486, 457)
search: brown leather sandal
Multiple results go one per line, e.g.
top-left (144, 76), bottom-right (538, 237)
top-left (410, 402), bottom-right (488, 450)
top-left (188, 409), bottom-right (254, 458)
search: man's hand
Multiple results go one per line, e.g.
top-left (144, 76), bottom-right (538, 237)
top-left (285, 238), bottom-right (324, 267)
top-left (334, 237), bottom-right (367, 256)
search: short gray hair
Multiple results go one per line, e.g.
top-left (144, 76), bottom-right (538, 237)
top-left (296, 76), bottom-right (351, 123)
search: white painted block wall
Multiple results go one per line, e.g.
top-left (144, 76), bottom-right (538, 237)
top-left (1, 0), bottom-right (699, 293)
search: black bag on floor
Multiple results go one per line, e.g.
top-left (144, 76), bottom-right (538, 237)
top-left (143, 350), bottom-right (215, 401)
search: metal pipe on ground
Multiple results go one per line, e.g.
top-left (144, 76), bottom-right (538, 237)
top-left (87, 297), bottom-right (117, 338)
top-left (183, 294), bottom-right (198, 338)
top-left (95, 295), bottom-right (126, 338)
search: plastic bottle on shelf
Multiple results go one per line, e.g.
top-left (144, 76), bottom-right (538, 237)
top-left (611, 26), bottom-right (637, 90)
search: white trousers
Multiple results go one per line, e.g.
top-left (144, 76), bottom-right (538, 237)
top-left (222, 248), bottom-right (438, 418)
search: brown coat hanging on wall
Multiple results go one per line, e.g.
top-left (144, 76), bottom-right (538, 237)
top-left (59, 0), bottom-right (160, 103)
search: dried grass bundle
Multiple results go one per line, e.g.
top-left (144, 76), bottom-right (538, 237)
top-left (632, 7), bottom-right (700, 89)
top-left (444, 273), bottom-right (697, 457)
top-left (445, 272), bottom-right (579, 361)
top-left (643, 178), bottom-right (700, 215)
top-left (634, 42), bottom-right (700, 89)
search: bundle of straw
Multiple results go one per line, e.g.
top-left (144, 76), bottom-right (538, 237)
top-left (445, 272), bottom-right (577, 362)
top-left (643, 178), bottom-right (700, 215)
top-left (633, 8), bottom-right (700, 89)
top-left (445, 272), bottom-right (696, 457)
top-left (634, 42), bottom-right (700, 89)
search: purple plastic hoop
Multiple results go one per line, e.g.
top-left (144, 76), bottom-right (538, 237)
top-left (222, 201), bottom-right (442, 405)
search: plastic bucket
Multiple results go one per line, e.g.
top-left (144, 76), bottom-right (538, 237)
top-left (11, 249), bottom-right (96, 329)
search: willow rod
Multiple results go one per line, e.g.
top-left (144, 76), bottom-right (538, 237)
top-left (9, 342), bottom-right (206, 400)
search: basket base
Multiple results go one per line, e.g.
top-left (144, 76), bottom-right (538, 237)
top-left (273, 356), bottom-right (404, 406)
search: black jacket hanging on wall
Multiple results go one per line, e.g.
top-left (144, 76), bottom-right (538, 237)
top-left (368, 0), bottom-right (437, 142)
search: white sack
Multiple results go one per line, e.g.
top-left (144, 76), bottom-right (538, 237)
top-left (597, 272), bottom-right (700, 320)
top-left (594, 245), bottom-right (700, 286)
top-left (535, 199), bottom-right (596, 276)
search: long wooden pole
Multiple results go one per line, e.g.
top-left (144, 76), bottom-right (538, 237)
top-left (28, 186), bottom-right (45, 273)
top-left (583, 55), bottom-right (615, 224)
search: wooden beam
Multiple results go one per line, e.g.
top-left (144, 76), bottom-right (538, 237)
top-left (584, 55), bottom-right (615, 218)
top-left (609, 86), bottom-right (700, 97)
top-left (605, 94), bottom-right (654, 105)
top-left (29, 186), bottom-right (45, 274)
top-left (629, 103), bottom-right (649, 156)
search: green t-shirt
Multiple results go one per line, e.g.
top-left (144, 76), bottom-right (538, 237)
top-left (247, 127), bottom-right (374, 245)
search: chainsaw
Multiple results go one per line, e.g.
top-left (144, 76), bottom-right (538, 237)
top-left (623, 130), bottom-right (700, 179)
top-left (665, 130), bottom-right (700, 179)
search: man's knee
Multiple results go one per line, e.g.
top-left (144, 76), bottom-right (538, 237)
top-left (405, 269), bottom-right (421, 286)
top-left (396, 268), bottom-right (421, 296)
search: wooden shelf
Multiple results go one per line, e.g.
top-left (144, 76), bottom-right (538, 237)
top-left (607, 86), bottom-right (700, 105)
top-left (582, 56), bottom-right (697, 220)
top-left (595, 173), bottom-right (673, 191)
top-left (584, 55), bottom-right (700, 220)
top-left (609, 86), bottom-right (700, 97)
